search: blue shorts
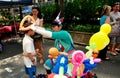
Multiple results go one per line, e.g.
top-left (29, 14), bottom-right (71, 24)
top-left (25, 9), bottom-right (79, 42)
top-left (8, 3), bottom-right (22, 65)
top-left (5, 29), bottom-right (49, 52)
top-left (24, 65), bottom-right (36, 78)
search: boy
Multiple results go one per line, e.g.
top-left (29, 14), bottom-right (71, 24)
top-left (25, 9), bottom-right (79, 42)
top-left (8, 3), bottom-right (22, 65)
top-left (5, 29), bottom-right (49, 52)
top-left (21, 15), bottom-right (38, 78)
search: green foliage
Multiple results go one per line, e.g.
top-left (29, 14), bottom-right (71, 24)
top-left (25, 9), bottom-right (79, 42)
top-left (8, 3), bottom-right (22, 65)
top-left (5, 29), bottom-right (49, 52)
top-left (40, 2), bottom-right (60, 22)
top-left (40, 0), bottom-right (119, 33)
top-left (44, 23), bottom-right (52, 30)
top-left (63, 0), bottom-right (119, 25)
top-left (68, 24), bottom-right (100, 33)
top-left (0, 11), bottom-right (20, 26)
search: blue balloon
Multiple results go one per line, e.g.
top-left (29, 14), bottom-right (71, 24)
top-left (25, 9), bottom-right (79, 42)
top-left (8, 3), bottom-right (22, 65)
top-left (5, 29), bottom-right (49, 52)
top-left (52, 54), bottom-right (68, 74)
top-left (83, 59), bottom-right (98, 73)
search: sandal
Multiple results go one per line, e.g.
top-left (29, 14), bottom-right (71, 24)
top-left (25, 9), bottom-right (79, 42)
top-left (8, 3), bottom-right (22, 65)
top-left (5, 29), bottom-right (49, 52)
top-left (105, 57), bottom-right (110, 60)
top-left (110, 52), bottom-right (117, 56)
top-left (115, 51), bottom-right (119, 55)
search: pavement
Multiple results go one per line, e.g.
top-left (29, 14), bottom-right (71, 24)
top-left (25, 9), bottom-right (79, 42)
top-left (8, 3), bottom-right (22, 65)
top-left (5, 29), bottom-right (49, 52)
top-left (0, 36), bottom-right (120, 78)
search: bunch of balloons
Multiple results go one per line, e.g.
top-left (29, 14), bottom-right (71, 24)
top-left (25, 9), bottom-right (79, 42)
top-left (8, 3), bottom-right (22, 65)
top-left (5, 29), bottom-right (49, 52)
top-left (48, 23), bottom-right (111, 78)
top-left (69, 24), bottom-right (111, 78)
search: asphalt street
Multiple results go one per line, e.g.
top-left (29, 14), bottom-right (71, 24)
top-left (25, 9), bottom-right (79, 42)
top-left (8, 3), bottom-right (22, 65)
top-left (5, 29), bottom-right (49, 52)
top-left (0, 37), bottom-right (120, 78)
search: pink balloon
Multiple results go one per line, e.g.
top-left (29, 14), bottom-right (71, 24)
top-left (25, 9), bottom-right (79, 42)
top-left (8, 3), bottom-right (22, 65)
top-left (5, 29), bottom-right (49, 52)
top-left (93, 58), bottom-right (101, 63)
top-left (72, 50), bottom-right (85, 65)
top-left (72, 50), bottom-right (85, 78)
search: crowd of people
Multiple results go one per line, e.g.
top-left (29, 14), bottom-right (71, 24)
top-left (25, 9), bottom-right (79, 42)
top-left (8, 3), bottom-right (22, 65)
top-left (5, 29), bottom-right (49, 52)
top-left (18, 2), bottom-right (120, 78)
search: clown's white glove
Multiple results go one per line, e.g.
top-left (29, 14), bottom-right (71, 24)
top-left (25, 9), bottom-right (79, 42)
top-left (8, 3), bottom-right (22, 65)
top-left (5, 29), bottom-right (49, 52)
top-left (28, 24), bottom-right (36, 31)
top-left (29, 25), bottom-right (52, 38)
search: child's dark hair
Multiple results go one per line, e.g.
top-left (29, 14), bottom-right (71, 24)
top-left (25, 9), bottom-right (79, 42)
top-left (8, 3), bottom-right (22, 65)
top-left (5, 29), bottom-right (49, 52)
top-left (52, 21), bottom-right (60, 26)
top-left (23, 21), bottom-right (32, 33)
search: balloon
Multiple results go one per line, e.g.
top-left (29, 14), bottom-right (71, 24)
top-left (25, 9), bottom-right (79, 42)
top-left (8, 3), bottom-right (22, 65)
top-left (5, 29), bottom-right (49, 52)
top-left (89, 32), bottom-right (110, 50)
top-left (19, 15), bottom-right (35, 31)
top-left (85, 43), bottom-right (96, 59)
top-left (52, 54), bottom-right (68, 75)
top-left (48, 73), bottom-right (68, 78)
top-left (72, 50), bottom-right (85, 65)
top-left (85, 51), bottom-right (92, 59)
top-left (54, 75), bottom-right (67, 78)
top-left (48, 73), bottom-right (56, 78)
top-left (92, 49), bottom-right (99, 58)
top-left (72, 50), bottom-right (85, 78)
top-left (83, 59), bottom-right (98, 74)
top-left (52, 54), bottom-right (68, 78)
top-left (48, 47), bottom-right (60, 59)
top-left (100, 23), bottom-right (111, 35)
top-left (67, 63), bottom-right (73, 77)
top-left (93, 58), bottom-right (101, 63)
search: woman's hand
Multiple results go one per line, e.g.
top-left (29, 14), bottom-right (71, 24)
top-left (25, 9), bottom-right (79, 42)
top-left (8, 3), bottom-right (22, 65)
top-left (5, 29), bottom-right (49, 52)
top-left (110, 21), bottom-right (116, 25)
top-left (116, 17), bottom-right (120, 21)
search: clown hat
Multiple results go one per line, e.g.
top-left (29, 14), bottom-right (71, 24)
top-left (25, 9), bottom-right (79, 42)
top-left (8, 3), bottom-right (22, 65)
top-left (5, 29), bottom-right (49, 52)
top-left (52, 11), bottom-right (64, 26)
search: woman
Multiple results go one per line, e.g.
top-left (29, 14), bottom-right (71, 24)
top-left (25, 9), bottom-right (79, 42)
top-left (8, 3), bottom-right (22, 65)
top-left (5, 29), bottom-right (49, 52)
top-left (98, 5), bottom-right (115, 60)
top-left (28, 7), bottom-right (44, 64)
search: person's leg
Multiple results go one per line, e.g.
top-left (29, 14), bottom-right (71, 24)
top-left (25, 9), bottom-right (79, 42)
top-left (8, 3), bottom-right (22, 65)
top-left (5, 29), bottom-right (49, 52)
top-left (37, 41), bottom-right (44, 64)
top-left (43, 59), bottom-right (53, 75)
top-left (109, 37), bottom-right (117, 56)
top-left (34, 40), bottom-right (44, 64)
top-left (24, 65), bottom-right (36, 78)
top-left (24, 66), bottom-right (30, 78)
top-left (97, 45), bottom-right (109, 60)
top-left (115, 36), bottom-right (120, 53)
top-left (28, 66), bottom-right (36, 78)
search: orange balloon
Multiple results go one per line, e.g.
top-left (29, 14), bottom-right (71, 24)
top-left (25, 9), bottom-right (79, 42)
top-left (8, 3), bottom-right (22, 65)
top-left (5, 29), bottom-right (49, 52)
top-left (48, 73), bottom-right (56, 78)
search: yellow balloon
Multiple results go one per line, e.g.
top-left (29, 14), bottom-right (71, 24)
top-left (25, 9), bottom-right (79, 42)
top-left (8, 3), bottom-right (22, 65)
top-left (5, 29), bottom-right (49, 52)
top-left (89, 32), bottom-right (110, 50)
top-left (100, 23), bottom-right (111, 35)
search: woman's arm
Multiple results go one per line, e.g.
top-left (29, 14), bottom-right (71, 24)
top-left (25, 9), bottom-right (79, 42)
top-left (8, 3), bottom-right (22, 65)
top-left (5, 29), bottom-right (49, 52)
top-left (105, 16), bottom-right (111, 24)
top-left (33, 26), bottom-right (52, 38)
top-left (39, 18), bottom-right (44, 27)
top-left (105, 16), bottom-right (116, 25)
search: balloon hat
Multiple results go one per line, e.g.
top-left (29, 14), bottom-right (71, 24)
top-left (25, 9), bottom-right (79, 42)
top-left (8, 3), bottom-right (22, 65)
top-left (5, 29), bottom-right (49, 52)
top-left (53, 11), bottom-right (64, 26)
top-left (19, 15), bottom-right (35, 31)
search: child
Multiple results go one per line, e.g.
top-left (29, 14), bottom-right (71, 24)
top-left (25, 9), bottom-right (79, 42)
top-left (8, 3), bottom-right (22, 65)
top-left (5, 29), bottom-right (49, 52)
top-left (20, 15), bottom-right (39, 78)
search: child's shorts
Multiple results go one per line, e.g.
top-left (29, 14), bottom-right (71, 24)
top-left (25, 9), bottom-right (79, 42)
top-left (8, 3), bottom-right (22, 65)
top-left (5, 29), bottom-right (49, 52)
top-left (24, 65), bottom-right (36, 78)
